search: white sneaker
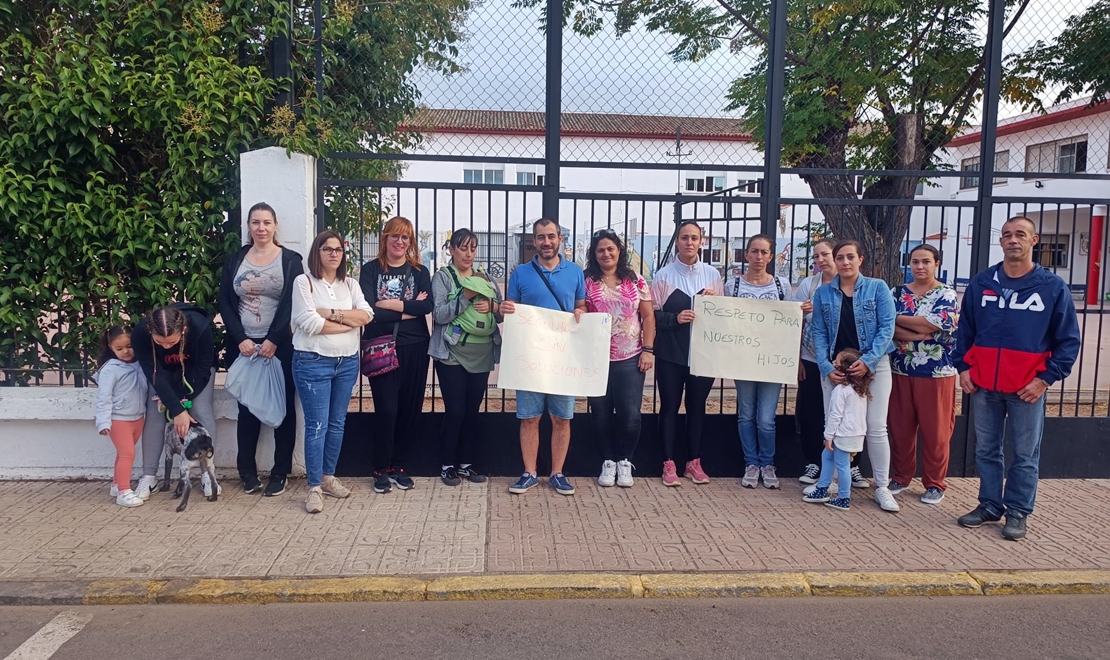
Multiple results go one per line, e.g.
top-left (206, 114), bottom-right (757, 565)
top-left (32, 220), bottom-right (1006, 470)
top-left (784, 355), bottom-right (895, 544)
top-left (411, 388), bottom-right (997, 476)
top-left (201, 471), bottom-right (222, 498)
top-left (109, 483), bottom-right (119, 498)
top-left (115, 489), bottom-right (144, 508)
top-left (135, 475), bottom-right (158, 501)
top-left (875, 487), bottom-right (900, 513)
top-left (598, 460), bottom-right (617, 487)
top-left (616, 459), bottom-right (634, 488)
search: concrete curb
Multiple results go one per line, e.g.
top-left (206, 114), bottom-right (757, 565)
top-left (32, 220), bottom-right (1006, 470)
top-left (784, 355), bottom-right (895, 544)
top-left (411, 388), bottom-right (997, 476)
top-left (2, 571), bottom-right (1110, 605)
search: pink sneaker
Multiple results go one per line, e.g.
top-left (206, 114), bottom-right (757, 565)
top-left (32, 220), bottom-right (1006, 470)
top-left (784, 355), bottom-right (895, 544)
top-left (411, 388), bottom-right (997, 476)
top-left (662, 460), bottom-right (681, 487)
top-left (685, 458), bottom-right (710, 484)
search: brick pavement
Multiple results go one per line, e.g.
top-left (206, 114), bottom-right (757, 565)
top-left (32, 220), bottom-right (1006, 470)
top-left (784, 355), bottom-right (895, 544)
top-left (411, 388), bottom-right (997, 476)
top-left (1, 477), bottom-right (1108, 581)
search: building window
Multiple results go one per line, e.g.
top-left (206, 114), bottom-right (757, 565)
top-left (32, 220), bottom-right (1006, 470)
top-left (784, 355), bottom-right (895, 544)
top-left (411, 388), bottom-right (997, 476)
top-left (516, 172), bottom-right (535, 185)
top-left (685, 173), bottom-right (725, 193)
top-left (736, 179), bottom-right (762, 194)
top-left (1026, 137), bottom-right (1087, 177)
top-left (960, 151), bottom-right (1009, 189)
top-left (463, 167), bottom-right (505, 184)
top-left (1032, 234), bottom-right (1070, 268)
top-left (699, 248), bottom-right (723, 264)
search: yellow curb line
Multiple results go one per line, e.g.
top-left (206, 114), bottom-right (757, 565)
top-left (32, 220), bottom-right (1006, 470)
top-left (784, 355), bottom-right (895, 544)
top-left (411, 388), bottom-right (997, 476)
top-left (969, 570), bottom-right (1110, 595)
top-left (4, 570), bottom-right (1110, 605)
top-left (805, 571), bottom-right (983, 597)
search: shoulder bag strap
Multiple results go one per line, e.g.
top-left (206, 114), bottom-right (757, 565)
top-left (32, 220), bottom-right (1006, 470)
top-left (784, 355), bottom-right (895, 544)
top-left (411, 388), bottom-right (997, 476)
top-left (774, 277), bottom-right (786, 301)
top-left (531, 261), bottom-right (567, 312)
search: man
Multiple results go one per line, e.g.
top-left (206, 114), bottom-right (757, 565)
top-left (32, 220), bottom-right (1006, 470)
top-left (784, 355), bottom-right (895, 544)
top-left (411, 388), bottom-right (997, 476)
top-left (952, 216), bottom-right (1080, 541)
top-left (500, 218), bottom-right (587, 495)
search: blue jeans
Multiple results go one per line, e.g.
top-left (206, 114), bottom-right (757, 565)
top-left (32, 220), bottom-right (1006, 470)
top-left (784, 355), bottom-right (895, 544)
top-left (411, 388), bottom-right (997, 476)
top-left (817, 446), bottom-right (852, 500)
top-left (516, 390), bottom-right (575, 420)
top-left (588, 356), bottom-right (645, 461)
top-left (972, 389), bottom-right (1045, 518)
top-left (735, 380), bottom-right (781, 467)
top-left (292, 350), bottom-right (360, 487)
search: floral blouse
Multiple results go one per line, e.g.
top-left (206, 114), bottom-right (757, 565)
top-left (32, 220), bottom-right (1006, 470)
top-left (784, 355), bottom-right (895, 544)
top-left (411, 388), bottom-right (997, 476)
top-left (585, 274), bottom-right (651, 361)
top-left (891, 284), bottom-right (959, 378)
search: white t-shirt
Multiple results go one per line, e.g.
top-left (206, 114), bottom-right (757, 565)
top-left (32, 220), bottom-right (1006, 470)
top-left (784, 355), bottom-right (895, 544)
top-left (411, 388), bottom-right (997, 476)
top-left (290, 273), bottom-right (374, 357)
top-left (824, 383), bottom-right (867, 452)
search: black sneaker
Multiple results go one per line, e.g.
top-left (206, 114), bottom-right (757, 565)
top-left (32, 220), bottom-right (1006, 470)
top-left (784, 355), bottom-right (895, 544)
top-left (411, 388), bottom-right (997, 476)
top-left (1002, 515), bottom-right (1028, 541)
top-left (263, 474), bottom-right (286, 497)
top-left (441, 466), bottom-right (462, 486)
top-left (373, 471), bottom-right (392, 494)
top-left (457, 465), bottom-right (488, 483)
top-left (242, 474), bottom-right (262, 494)
top-left (388, 468), bottom-right (414, 490)
top-left (957, 504), bottom-right (1003, 528)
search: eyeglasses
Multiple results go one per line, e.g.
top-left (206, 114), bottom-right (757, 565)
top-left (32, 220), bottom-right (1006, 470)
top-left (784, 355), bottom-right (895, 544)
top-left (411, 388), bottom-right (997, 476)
top-left (320, 246), bottom-right (344, 256)
top-left (593, 228), bottom-right (619, 239)
top-left (388, 234), bottom-right (411, 243)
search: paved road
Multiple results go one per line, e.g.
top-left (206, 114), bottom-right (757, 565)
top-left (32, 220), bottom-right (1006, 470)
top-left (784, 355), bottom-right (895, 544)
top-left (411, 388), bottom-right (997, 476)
top-left (3, 596), bottom-right (1110, 659)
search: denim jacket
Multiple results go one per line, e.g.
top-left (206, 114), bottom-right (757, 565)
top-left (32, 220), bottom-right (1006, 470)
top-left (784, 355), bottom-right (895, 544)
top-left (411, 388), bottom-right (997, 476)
top-left (810, 274), bottom-right (896, 378)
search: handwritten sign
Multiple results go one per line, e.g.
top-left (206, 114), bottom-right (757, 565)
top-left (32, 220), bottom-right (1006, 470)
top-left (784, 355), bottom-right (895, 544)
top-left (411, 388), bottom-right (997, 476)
top-left (689, 295), bottom-right (803, 385)
top-left (497, 304), bottom-right (611, 397)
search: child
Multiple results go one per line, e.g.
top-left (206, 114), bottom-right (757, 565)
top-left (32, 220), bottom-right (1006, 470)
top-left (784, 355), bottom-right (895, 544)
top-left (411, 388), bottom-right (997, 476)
top-left (93, 325), bottom-right (147, 507)
top-left (803, 348), bottom-right (872, 511)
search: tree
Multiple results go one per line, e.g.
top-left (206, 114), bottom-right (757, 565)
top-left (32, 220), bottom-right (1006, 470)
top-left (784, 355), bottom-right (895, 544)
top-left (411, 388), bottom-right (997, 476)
top-left (1016, 0), bottom-right (1110, 105)
top-left (0, 0), bottom-right (467, 383)
top-left (525, 0), bottom-right (1038, 284)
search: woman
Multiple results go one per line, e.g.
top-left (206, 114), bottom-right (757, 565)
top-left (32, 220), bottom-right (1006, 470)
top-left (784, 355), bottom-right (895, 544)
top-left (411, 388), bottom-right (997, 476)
top-left (359, 216), bottom-right (434, 494)
top-left (730, 234), bottom-right (793, 489)
top-left (811, 240), bottom-right (900, 513)
top-left (429, 229), bottom-right (502, 486)
top-left (132, 303), bottom-right (217, 500)
top-left (218, 202), bottom-right (305, 497)
top-left (652, 220), bottom-right (723, 487)
top-left (793, 238), bottom-right (836, 484)
top-left (887, 244), bottom-right (959, 505)
top-left (585, 229), bottom-right (656, 488)
top-left (291, 230), bottom-right (373, 514)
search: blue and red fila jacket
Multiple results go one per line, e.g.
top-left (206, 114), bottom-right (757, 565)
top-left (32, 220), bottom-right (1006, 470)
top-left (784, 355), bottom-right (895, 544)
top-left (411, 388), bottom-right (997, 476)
top-left (952, 264), bottom-right (1081, 393)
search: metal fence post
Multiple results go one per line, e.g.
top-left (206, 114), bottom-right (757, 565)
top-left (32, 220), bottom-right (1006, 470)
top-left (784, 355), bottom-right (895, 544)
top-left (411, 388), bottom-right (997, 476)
top-left (964, 0), bottom-right (1007, 477)
top-left (271, 0), bottom-right (294, 111)
top-left (759, 0), bottom-right (787, 242)
top-left (542, 0), bottom-right (563, 221)
top-left (314, 0), bottom-right (325, 232)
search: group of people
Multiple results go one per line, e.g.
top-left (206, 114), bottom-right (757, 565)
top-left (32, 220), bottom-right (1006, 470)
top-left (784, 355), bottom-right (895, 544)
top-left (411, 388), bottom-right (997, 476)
top-left (93, 210), bottom-right (1080, 540)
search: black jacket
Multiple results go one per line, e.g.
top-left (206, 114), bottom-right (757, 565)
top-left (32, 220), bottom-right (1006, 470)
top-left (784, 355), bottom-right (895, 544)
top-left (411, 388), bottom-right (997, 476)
top-left (358, 260), bottom-right (433, 346)
top-left (132, 303), bottom-right (215, 418)
top-left (218, 245), bottom-right (304, 360)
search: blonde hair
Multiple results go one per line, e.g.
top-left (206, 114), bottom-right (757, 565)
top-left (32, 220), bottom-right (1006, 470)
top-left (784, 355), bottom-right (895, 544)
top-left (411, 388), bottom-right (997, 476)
top-left (376, 216), bottom-right (421, 272)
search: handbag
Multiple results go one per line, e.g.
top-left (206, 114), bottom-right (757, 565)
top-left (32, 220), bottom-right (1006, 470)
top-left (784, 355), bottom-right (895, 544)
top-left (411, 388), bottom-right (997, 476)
top-left (360, 323), bottom-right (400, 378)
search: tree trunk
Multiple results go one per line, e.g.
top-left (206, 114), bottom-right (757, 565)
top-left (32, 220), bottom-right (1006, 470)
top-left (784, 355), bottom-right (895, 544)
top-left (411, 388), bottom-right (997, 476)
top-left (798, 114), bottom-right (925, 288)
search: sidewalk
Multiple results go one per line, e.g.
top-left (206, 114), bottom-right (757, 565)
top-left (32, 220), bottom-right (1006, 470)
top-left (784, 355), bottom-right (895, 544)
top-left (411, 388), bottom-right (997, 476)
top-left (2, 476), bottom-right (1109, 601)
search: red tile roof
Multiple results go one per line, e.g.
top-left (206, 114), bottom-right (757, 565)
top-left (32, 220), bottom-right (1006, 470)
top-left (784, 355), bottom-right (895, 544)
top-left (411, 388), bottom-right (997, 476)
top-left (949, 98), bottom-right (1110, 147)
top-left (405, 109), bottom-right (751, 141)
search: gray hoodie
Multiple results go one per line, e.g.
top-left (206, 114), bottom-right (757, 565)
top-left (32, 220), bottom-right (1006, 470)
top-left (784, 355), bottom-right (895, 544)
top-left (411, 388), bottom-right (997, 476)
top-left (92, 359), bottom-right (146, 432)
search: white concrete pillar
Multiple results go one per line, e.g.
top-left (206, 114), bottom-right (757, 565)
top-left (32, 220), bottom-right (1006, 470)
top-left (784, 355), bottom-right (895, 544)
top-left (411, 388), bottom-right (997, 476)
top-left (240, 147), bottom-right (316, 259)
top-left (238, 147), bottom-right (318, 477)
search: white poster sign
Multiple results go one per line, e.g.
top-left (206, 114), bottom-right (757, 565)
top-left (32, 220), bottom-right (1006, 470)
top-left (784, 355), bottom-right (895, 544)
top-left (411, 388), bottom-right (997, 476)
top-left (689, 295), bottom-right (804, 386)
top-left (497, 304), bottom-right (611, 397)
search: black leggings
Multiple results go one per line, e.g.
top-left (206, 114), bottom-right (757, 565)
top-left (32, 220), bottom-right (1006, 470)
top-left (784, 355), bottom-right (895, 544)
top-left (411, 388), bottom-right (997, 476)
top-left (796, 359), bottom-right (826, 468)
top-left (368, 340), bottom-right (430, 471)
top-left (588, 356), bottom-right (645, 462)
top-left (656, 358), bottom-right (714, 462)
top-left (434, 360), bottom-right (490, 467)
top-left (236, 339), bottom-right (297, 479)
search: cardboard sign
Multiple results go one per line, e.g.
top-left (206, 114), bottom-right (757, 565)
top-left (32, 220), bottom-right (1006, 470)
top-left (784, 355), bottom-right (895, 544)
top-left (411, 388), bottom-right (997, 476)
top-left (689, 295), bottom-right (803, 385)
top-left (496, 304), bottom-right (611, 397)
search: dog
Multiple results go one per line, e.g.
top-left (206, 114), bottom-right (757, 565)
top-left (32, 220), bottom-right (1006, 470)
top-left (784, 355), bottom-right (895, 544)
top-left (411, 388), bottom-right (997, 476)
top-left (160, 422), bottom-right (218, 512)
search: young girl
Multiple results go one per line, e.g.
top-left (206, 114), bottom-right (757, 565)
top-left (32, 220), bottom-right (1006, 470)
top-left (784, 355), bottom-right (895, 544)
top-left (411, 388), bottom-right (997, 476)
top-left (93, 326), bottom-right (147, 507)
top-left (803, 348), bottom-right (871, 510)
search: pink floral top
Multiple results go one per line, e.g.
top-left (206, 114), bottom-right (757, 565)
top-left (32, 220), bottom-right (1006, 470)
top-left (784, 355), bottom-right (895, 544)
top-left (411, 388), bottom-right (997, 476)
top-left (585, 274), bottom-right (651, 361)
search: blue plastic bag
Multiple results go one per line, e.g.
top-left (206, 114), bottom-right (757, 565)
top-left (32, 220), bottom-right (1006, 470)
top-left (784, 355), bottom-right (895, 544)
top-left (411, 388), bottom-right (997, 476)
top-left (225, 349), bottom-right (286, 428)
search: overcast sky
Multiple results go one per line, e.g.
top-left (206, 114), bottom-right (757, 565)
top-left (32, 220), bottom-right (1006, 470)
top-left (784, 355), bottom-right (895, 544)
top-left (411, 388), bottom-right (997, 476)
top-left (412, 0), bottom-right (1096, 119)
